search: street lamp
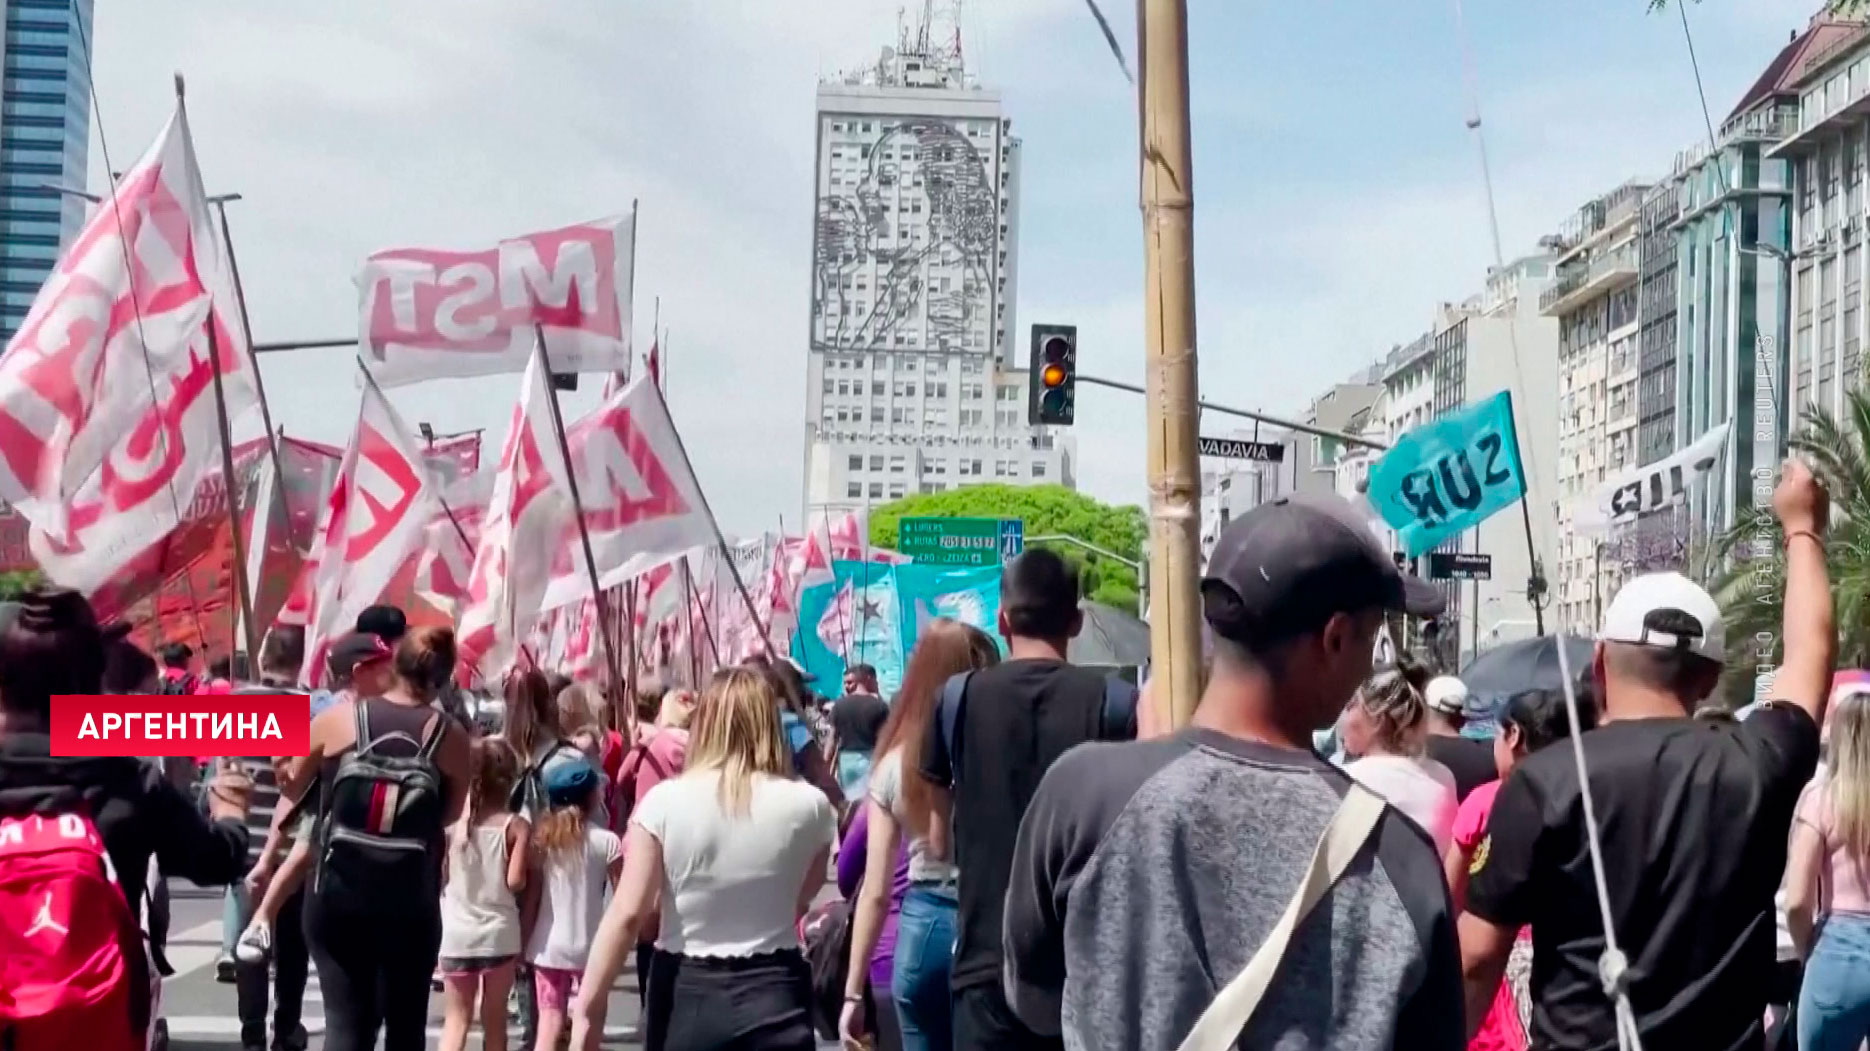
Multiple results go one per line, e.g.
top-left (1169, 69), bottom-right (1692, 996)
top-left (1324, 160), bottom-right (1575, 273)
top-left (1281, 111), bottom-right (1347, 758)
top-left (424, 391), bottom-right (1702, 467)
top-left (40, 181), bottom-right (242, 208)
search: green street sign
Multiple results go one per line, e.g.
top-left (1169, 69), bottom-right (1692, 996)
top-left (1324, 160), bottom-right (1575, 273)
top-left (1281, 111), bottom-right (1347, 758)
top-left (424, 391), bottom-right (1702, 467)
top-left (898, 516), bottom-right (1010, 567)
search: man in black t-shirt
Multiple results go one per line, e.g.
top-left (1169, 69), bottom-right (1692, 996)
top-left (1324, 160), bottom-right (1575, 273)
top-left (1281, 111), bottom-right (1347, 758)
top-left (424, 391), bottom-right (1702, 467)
top-left (1461, 460), bottom-right (1833, 1051)
top-left (1423, 675), bottom-right (1494, 800)
top-left (830, 663), bottom-right (888, 796)
top-left (921, 549), bottom-right (1134, 1051)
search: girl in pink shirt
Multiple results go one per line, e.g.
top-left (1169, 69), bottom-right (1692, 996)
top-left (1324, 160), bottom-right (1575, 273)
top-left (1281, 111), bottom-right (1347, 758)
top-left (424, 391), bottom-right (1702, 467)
top-left (1445, 686), bottom-right (1595, 1051)
top-left (1786, 689), bottom-right (1870, 1050)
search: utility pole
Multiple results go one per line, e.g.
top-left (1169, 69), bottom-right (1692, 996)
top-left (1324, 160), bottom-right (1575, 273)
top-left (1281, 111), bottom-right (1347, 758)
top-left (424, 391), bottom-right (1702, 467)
top-left (1139, 0), bottom-right (1203, 727)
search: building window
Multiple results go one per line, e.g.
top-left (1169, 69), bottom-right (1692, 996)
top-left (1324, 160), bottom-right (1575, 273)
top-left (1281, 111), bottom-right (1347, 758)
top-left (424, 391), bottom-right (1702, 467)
top-left (847, 483), bottom-right (862, 498)
top-left (890, 457), bottom-right (906, 472)
top-left (1032, 462), bottom-right (1047, 478)
top-left (848, 455), bottom-right (863, 471)
top-left (869, 483), bottom-right (884, 499)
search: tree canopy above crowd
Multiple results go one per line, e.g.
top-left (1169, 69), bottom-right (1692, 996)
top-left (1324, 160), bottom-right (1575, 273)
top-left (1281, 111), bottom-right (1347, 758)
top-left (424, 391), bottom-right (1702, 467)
top-left (868, 484), bottom-right (1147, 613)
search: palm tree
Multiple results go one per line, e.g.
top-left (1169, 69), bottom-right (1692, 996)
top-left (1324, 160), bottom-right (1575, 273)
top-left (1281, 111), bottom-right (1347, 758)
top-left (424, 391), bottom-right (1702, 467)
top-left (1711, 390), bottom-right (1870, 692)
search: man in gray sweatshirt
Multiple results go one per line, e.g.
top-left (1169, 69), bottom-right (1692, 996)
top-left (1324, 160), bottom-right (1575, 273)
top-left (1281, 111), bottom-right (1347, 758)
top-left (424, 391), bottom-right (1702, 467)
top-left (1002, 494), bottom-right (1464, 1050)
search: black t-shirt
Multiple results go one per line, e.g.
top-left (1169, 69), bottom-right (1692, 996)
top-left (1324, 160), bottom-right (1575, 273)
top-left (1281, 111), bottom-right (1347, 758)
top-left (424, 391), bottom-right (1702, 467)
top-left (830, 692), bottom-right (889, 754)
top-left (1426, 733), bottom-right (1497, 802)
top-left (920, 657), bottom-right (1129, 991)
top-left (1466, 704), bottom-right (1819, 1051)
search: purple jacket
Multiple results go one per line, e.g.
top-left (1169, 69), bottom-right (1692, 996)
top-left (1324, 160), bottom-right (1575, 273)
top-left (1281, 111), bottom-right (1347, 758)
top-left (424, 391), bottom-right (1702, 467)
top-left (838, 800), bottom-right (912, 988)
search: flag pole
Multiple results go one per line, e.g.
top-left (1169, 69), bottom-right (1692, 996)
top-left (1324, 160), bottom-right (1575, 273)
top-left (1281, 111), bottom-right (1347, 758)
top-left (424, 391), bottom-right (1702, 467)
top-left (210, 196), bottom-right (286, 490)
top-left (1503, 390), bottom-right (1547, 637)
top-left (178, 74), bottom-right (261, 666)
top-left (532, 325), bottom-right (624, 691)
top-left (647, 379), bottom-right (774, 658)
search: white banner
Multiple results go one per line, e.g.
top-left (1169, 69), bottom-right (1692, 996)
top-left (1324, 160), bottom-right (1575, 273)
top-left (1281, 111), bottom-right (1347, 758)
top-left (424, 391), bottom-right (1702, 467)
top-left (1573, 422), bottom-right (1730, 532)
top-left (535, 376), bottom-right (719, 612)
top-left (15, 103), bottom-right (258, 591)
top-left (357, 214), bottom-right (635, 387)
top-left (300, 374), bottom-right (441, 686)
top-left (458, 352), bottom-right (576, 678)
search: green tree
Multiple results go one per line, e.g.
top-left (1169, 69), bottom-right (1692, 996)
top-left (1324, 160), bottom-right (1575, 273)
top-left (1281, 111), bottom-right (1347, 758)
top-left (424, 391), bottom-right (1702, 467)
top-left (0, 569), bottom-right (43, 601)
top-left (869, 484), bottom-right (1147, 613)
top-left (1710, 391), bottom-right (1870, 704)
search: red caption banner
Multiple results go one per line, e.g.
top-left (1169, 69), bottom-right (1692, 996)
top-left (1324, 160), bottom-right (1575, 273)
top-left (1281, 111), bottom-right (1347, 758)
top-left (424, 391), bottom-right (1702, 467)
top-left (49, 695), bottom-right (312, 757)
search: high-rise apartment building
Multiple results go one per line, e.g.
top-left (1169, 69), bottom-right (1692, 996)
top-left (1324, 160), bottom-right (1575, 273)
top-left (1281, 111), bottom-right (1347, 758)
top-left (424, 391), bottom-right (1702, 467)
top-left (1544, 182), bottom-right (1648, 631)
top-left (1, 0), bottom-right (94, 343)
top-left (802, 27), bottom-right (1073, 519)
top-left (1766, 18), bottom-right (1870, 430)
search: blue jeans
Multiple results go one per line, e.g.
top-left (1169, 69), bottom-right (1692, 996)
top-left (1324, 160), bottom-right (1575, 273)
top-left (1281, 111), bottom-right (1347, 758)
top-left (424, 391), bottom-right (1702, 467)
top-left (838, 751), bottom-right (874, 801)
top-left (221, 883), bottom-right (249, 956)
top-left (1800, 913), bottom-right (1870, 1050)
top-left (892, 885), bottom-right (956, 1051)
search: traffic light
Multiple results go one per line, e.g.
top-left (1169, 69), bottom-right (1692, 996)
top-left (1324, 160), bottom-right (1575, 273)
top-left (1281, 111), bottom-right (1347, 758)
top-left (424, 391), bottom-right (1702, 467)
top-left (1028, 324), bottom-right (1076, 426)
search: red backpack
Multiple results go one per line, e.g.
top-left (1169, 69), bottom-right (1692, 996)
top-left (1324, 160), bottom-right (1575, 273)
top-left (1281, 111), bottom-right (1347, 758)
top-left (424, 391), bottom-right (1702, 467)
top-left (0, 810), bottom-right (149, 1051)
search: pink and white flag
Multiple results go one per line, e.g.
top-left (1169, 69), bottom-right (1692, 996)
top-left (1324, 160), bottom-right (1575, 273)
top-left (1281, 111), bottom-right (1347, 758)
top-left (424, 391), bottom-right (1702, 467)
top-left (534, 376), bottom-right (718, 612)
top-left (299, 374), bottom-right (440, 686)
top-left (7, 103), bottom-right (258, 591)
top-left (358, 215), bottom-right (635, 388)
top-left (457, 352), bottom-right (574, 678)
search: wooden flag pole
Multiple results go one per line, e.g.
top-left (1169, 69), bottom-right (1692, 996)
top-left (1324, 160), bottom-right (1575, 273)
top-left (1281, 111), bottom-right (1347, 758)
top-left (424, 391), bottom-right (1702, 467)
top-left (646, 379), bottom-right (774, 659)
top-left (1138, 0), bottom-right (1205, 727)
top-left (208, 311), bottom-right (262, 665)
top-left (178, 73), bottom-right (261, 666)
top-left (532, 326), bottom-right (624, 693)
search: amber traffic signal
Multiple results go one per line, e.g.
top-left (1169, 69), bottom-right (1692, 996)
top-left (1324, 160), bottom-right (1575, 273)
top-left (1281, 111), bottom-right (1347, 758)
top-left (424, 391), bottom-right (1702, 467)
top-left (1028, 324), bottom-right (1076, 426)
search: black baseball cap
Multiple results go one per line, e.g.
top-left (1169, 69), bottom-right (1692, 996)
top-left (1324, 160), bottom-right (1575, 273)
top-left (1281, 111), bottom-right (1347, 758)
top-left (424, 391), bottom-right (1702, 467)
top-left (1202, 494), bottom-right (1444, 645)
top-left (327, 631), bottom-right (393, 681)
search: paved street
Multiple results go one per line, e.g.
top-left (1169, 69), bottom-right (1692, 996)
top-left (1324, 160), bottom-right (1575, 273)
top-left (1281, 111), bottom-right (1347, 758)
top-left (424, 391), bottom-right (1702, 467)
top-left (159, 885), bottom-right (838, 1050)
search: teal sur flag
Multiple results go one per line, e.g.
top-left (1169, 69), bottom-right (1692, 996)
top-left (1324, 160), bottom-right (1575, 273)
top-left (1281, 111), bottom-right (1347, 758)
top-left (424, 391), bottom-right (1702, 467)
top-left (1365, 390), bottom-right (1527, 558)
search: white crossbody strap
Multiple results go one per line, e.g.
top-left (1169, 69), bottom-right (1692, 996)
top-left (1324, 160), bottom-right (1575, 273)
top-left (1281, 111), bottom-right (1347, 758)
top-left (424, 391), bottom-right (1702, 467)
top-left (1174, 785), bottom-right (1388, 1051)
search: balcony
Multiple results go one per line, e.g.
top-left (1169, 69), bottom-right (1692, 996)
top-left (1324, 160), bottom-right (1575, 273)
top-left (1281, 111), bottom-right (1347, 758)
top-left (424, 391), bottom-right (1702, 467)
top-left (1540, 240), bottom-right (1640, 316)
top-left (1771, 34), bottom-right (1870, 159)
top-left (1673, 105), bottom-right (1799, 176)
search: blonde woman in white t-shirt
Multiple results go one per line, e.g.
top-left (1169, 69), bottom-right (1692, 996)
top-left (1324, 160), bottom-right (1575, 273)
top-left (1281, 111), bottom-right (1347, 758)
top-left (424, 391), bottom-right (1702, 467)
top-left (1338, 660), bottom-right (1459, 854)
top-left (572, 666), bottom-right (837, 1051)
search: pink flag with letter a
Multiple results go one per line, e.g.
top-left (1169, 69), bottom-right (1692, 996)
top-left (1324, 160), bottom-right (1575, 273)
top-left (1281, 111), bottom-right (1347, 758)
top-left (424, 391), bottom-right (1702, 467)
top-left (299, 373), bottom-right (440, 686)
top-left (7, 101), bottom-right (257, 592)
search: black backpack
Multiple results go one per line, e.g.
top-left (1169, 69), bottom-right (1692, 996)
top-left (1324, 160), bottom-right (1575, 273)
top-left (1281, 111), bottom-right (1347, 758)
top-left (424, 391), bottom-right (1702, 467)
top-left (312, 702), bottom-right (447, 914)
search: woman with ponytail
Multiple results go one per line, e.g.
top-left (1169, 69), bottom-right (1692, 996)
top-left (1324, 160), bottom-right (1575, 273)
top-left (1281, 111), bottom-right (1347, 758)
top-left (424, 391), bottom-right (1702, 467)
top-left (1337, 658), bottom-right (1459, 853)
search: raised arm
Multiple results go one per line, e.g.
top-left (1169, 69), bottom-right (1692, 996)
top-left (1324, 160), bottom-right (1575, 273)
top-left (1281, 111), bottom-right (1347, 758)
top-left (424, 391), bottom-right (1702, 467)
top-left (1772, 458), bottom-right (1833, 726)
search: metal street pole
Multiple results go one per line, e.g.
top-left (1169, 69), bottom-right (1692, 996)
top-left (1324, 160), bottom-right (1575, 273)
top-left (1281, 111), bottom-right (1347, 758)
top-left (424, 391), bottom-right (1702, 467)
top-left (1138, 0), bottom-right (1203, 728)
top-left (1078, 373), bottom-right (1389, 451)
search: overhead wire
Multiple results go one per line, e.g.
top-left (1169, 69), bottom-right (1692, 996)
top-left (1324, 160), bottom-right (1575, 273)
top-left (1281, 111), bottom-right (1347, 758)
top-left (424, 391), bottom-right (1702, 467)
top-left (1449, 3), bottom-right (1645, 1047)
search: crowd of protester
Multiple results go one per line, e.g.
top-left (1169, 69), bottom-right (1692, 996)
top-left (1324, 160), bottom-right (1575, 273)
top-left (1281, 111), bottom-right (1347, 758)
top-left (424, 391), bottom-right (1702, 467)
top-left (7, 457), bottom-right (1870, 1050)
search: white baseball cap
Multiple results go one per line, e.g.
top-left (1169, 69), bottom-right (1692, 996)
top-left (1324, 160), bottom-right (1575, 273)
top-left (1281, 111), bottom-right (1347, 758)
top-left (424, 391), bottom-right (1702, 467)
top-left (1597, 571), bottom-right (1725, 664)
top-left (1424, 675), bottom-right (1469, 716)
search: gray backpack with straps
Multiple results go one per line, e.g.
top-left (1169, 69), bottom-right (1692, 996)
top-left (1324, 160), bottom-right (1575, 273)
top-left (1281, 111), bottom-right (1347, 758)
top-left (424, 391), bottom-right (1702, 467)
top-left (312, 702), bottom-right (447, 912)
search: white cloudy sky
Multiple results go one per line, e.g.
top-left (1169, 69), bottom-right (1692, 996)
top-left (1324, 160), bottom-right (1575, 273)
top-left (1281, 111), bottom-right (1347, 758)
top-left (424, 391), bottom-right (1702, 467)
top-left (89, 0), bottom-right (1808, 536)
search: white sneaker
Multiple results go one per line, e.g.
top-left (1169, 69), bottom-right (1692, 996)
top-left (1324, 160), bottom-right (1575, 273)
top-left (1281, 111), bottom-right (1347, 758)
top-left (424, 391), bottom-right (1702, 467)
top-left (233, 921), bottom-right (272, 965)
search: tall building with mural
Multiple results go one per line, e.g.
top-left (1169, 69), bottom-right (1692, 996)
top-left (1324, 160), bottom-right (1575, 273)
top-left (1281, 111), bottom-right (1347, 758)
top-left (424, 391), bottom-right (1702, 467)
top-left (802, 19), bottom-right (1074, 519)
top-left (1, 0), bottom-right (95, 342)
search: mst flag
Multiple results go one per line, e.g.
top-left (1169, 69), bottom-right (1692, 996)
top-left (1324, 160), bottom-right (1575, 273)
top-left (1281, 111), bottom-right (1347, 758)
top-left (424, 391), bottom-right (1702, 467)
top-left (299, 374), bottom-right (440, 686)
top-left (358, 215), bottom-right (635, 387)
top-left (534, 375), bottom-right (718, 612)
top-left (457, 353), bottom-right (574, 678)
top-left (8, 102), bottom-right (257, 591)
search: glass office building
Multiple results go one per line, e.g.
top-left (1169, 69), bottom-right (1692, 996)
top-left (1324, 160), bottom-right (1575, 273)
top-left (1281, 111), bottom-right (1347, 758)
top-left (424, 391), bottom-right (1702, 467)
top-left (1, 0), bottom-right (94, 343)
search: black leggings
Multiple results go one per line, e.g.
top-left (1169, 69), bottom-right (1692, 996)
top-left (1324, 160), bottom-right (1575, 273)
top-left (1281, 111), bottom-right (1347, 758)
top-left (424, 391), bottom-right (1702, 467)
top-left (645, 949), bottom-right (815, 1051)
top-left (303, 892), bottom-right (441, 1051)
